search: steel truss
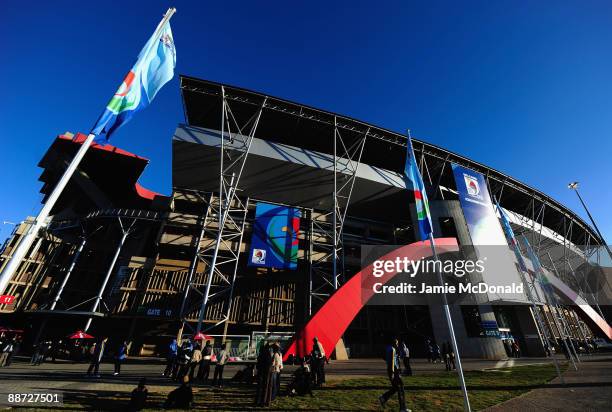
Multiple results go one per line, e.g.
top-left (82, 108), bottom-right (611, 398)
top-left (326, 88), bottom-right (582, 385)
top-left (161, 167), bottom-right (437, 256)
top-left (490, 180), bottom-right (597, 363)
top-left (308, 121), bottom-right (368, 315)
top-left (179, 87), bottom-right (266, 337)
top-left (16, 208), bottom-right (161, 343)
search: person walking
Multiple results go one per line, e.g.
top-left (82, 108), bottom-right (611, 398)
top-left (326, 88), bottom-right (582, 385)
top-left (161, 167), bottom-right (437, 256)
top-left (87, 337), bottom-right (108, 377)
top-left (6, 337), bottom-right (20, 366)
top-left (189, 344), bottom-right (202, 381)
top-left (176, 340), bottom-right (193, 382)
top-left (163, 338), bottom-right (178, 377)
top-left (255, 342), bottom-right (273, 406)
top-left (379, 337), bottom-right (409, 412)
top-left (271, 343), bottom-right (283, 401)
top-left (399, 340), bottom-right (412, 376)
top-left (512, 341), bottom-right (521, 358)
top-left (433, 342), bottom-right (442, 364)
top-left (0, 339), bottom-right (14, 367)
top-left (425, 339), bottom-right (434, 363)
top-left (197, 340), bottom-right (213, 383)
top-left (442, 342), bottom-right (452, 371)
top-left (448, 342), bottom-right (456, 370)
top-left (50, 340), bottom-right (60, 363)
top-left (114, 341), bottom-right (128, 376)
top-left (311, 337), bottom-right (326, 387)
top-left (212, 343), bottom-right (229, 388)
top-left (31, 341), bottom-right (46, 366)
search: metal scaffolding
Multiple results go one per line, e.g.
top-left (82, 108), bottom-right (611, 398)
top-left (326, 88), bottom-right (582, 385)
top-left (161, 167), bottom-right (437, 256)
top-left (178, 86), bottom-right (266, 337)
top-left (308, 120), bottom-right (368, 315)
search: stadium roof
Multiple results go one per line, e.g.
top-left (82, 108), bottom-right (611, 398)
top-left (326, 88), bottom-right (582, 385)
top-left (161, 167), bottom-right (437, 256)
top-left (180, 75), bottom-right (603, 247)
top-left (39, 132), bottom-right (166, 215)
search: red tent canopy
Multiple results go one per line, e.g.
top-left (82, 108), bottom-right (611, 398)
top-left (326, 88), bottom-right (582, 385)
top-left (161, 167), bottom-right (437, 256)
top-left (67, 330), bottom-right (94, 339)
top-left (193, 332), bottom-right (213, 341)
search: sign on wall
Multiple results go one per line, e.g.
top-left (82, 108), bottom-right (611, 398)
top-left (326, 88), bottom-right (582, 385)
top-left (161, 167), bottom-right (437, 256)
top-left (248, 202), bottom-right (301, 270)
top-left (451, 163), bottom-right (526, 303)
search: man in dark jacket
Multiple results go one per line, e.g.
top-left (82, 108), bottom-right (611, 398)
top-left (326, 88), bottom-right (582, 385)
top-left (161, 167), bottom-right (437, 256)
top-left (379, 337), bottom-right (409, 412)
top-left (87, 337), bottom-right (108, 377)
top-left (254, 342), bottom-right (273, 406)
top-left (197, 340), bottom-right (213, 383)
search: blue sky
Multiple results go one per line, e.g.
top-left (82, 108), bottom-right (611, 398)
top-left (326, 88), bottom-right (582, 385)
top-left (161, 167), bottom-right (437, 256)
top-left (1, 1), bottom-right (611, 244)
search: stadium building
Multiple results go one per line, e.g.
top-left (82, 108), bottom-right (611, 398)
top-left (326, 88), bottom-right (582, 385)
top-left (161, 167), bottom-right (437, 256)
top-left (1, 76), bottom-right (610, 359)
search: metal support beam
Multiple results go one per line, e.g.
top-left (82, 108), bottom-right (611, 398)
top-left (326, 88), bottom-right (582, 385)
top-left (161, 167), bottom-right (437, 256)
top-left (308, 124), bottom-right (368, 314)
top-left (50, 234), bottom-right (87, 311)
top-left (183, 88), bottom-right (266, 336)
top-left (84, 217), bottom-right (135, 331)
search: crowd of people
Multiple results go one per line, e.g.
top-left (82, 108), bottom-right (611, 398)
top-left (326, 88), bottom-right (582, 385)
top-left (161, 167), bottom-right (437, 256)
top-left (161, 338), bottom-right (228, 386)
top-left (9, 329), bottom-right (583, 411)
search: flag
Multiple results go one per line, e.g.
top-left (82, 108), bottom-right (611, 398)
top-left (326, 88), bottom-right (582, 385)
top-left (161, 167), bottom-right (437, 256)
top-left (495, 200), bottom-right (528, 272)
top-left (404, 137), bottom-right (433, 241)
top-left (92, 21), bottom-right (176, 140)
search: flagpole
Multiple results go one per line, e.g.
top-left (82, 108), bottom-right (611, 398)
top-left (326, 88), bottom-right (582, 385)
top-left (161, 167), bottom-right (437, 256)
top-left (0, 7), bottom-right (176, 297)
top-left (568, 182), bottom-right (612, 262)
top-left (428, 233), bottom-right (472, 412)
top-left (493, 200), bottom-right (565, 383)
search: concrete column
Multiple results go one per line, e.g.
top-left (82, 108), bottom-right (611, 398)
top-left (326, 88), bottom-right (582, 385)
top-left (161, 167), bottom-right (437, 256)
top-left (425, 200), bottom-right (506, 359)
top-left (514, 306), bottom-right (546, 356)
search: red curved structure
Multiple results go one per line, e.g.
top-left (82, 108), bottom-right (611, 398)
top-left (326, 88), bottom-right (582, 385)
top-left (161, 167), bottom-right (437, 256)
top-left (284, 237), bottom-right (460, 360)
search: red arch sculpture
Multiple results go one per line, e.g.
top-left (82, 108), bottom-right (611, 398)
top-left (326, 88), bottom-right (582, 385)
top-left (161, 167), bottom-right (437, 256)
top-left (283, 237), bottom-right (460, 360)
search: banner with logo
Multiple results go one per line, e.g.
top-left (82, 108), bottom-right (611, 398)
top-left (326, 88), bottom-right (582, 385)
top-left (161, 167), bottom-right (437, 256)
top-left (248, 202), bottom-right (301, 270)
top-left (451, 163), bottom-right (526, 302)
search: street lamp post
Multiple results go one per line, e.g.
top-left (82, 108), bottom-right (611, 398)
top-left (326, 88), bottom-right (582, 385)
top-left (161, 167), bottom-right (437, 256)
top-left (568, 182), bottom-right (612, 261)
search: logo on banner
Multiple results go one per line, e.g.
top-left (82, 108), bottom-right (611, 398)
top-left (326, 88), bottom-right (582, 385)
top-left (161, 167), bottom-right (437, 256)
top-left (252, 249), bottom-right (267, 264)
top-left (464, 174), bottom-right (481, 198)
top-left (248, 202), bottom-right (301, 270)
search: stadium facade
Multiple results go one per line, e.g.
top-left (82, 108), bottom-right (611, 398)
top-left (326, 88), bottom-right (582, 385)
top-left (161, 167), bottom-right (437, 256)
top-left (1, 76), bottom-right (610, 359)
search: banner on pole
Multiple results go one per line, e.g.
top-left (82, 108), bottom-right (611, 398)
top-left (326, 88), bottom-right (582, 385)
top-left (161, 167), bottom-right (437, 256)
top-left (451, 163), bottom-right (526, 303)
top-left (248, 202), bottom-right (301, 270)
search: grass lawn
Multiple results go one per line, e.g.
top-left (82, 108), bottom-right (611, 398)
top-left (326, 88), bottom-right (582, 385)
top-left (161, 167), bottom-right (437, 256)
top-left (271, 364), bottom-right (564, 411)
top-left (56, 363), bottom-right (564, 411)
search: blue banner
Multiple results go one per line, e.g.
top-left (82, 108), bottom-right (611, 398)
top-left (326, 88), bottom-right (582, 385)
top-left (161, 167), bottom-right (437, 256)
top-left (452, 163), bottom-right (526, 303)
top-left (248, 202), bottom-right (301, 270)
top-left (452, 164), bottom-right (508, 246)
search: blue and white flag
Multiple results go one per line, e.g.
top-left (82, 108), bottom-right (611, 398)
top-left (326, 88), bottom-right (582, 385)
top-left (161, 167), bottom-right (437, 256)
top-left (404, 137), bottom-right (433, 241)
top-left (92, 21), bottom-right (176, 140)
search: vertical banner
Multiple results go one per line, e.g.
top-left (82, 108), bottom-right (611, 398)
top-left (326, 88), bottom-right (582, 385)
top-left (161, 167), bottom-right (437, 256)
top-left (451, 163), bottom-right (526, 302)
top-left (248, 202), bottom-right (301, 270)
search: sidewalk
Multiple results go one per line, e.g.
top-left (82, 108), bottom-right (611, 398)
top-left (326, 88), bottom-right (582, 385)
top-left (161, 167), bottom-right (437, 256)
top-left (484, 356), bottom-right (612, 411)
